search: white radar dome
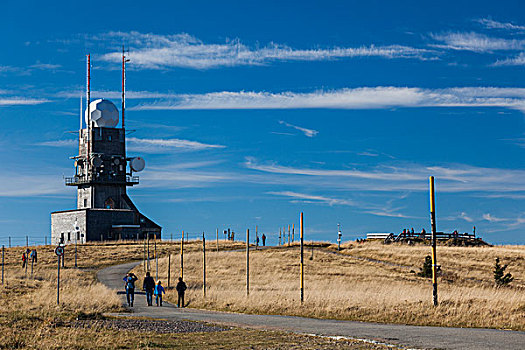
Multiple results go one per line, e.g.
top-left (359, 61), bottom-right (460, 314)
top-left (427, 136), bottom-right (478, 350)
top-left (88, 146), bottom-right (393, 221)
top-left (85, 99), bottom-right (119, 128)
top-left (131, 157), bottom-right (145, 172)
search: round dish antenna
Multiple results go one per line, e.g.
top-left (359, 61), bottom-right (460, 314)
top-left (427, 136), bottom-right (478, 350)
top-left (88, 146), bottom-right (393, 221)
top-left (130, 157), bottom-right (145, 172)
top-left (85, 99), bottom-right (119, 128)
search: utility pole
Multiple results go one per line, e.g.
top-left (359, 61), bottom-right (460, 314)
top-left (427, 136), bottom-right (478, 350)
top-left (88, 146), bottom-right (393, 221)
top-left (155, 234), bottom-right (158, 281)
top-left (292, 224), bottom-right (294, 242)
top-left (300, 212), bottom-right (304, 303)
top-left (143, 237), bottom-right (146, 271)
top-left (203, 232), bottom-right (206, 297)
top-left (167, 254), bottom-right (171, 288)
top-left (288, 225), bottom-right (290, 246)
top-left (246, 229), bottom-right (249, 296)
top-left (429, 176), bottom-right (438, 306)
top-left (180, 231), bottom-right (184, 280)
top-left (147, 234), bottom-right (150, 272)
top-left (1, 245), bottom-right (4, 285)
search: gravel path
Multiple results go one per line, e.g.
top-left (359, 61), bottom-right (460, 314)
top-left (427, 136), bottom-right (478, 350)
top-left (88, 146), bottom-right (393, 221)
top-left (98, 260), bottom-right (525, 350)
top-left (72, 318), bottom-right (227, 334)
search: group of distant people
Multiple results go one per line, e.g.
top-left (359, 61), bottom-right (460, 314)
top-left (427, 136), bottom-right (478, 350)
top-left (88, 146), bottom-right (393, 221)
top-left (123, 272), bottom-right (187, 308)
top-left (21, 248), bottom-right (37, 268)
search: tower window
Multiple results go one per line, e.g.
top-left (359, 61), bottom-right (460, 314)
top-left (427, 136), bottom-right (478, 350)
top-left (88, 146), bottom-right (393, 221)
top-left (84, 198), bottom-right (87, 207)
top-left (67, 232), bottom-right (71, 241)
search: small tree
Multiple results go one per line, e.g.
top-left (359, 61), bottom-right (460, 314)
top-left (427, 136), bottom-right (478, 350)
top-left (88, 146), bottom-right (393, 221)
top-left (418, 255), bottom-right (433, 278)
top-left (494, 257), bottom-right (513, 286)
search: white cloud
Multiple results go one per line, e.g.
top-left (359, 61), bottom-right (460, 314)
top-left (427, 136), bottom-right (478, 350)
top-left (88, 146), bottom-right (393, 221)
top-left (99, 31), bottom-right (432, 70)
top-left (267, 190), bottom-right (412, 218)
top-left (430, 32), bottom-right (525, 52)
top-left (127, 137), bottom-right (225, 153)
top-left (130, 86), bottom-right (525, 112)
top-left (36, 137), bottom-right (224, 153)
top-left (476, 18), bottom-right (525, 32)
top-left (36, 139), bottom-right (76, 147)
top-left (278, 120), bottom-right (318, 137)
top-left (0, 98), bottom-right (49, 106)
top-left (459, 212), bottom-right (474, 222)
top-left (493, 52), bottom-right (525, 66)
top-left (244, 157), bottom-right (525, 193)
top-left (268, 191), bottom-right (355, 206)
top-left (482, 213), bottom-right (507, 222)
top-left (0, 173), bottom-right (66, 197)
top-left (30, 63), bottom-right (62, 70)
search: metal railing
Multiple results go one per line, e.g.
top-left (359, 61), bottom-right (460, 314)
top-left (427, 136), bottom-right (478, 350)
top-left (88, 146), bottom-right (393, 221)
top-left (64, 175), bottom-right (139, 186)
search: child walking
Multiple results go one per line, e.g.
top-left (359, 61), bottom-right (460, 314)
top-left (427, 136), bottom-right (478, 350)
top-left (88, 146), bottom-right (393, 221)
top-left (154, 280), bottom-right (166, 307)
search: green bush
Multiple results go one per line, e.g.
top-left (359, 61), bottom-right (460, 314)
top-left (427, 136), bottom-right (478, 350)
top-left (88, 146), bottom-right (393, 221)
top-left (494, 257), bottom-right (513, 286)
top-left (418, 255), bottom-right (433, 278)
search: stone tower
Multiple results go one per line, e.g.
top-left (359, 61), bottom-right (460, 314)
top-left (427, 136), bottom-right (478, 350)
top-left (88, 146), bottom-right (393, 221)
top-left (51, 97), bottom-right (161, 244)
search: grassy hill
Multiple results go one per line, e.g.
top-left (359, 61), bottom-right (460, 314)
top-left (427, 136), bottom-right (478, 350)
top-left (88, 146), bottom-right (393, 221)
top-left (133, 241), bottom-right (524, 331)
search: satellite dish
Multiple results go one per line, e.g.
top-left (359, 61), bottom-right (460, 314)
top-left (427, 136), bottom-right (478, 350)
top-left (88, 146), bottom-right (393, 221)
top-left (130, 157), bottom-right (145, 172)
top-left (92, 156), bottom-right (102, 168)
top-left (85, 99), bottom-right (119, 128)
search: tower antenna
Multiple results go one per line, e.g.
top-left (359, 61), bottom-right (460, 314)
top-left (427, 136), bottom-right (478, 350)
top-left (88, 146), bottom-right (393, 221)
top-left (121, 46), bottom-right (130, 129)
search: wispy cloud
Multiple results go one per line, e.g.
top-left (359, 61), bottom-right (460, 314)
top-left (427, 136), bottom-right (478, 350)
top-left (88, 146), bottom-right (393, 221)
top-left (98, 31), bottom-right (433, 70)
top-left (493, 52), bottom-right (525, 66)
top-left (268, 191), bottom-right (355, 206)
top-left (476, 18), bottom-right (525, 32)
top-left (30, 63), bottom-right (62, 70)
top-left (127, 137), bottom-right (225, 153)
top-left (36, 137), bottom-right (224, 153)
top-left (430, 32), bottom-right (525, 52)
top-left (278, 120), bottom-right (318, 137)
top-left (459, 212), bottom-right (474, 222)
top-left (267, 190), bottom-right (412, 218)
top-left (36, 139), bottom-right (76, 147)
top-left (0, 173), bottom-right (66, 197)
top-left (130, 86), bottom-right (525, 112)
top-left (244, 157), bottom-right (525, 193)
top-left (482, 213), bottom-right (507, 222)
top-left (0, 98), bottom-right (49, 106)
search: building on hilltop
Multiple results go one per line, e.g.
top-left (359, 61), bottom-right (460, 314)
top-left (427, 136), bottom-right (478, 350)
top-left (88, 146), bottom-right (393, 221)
top-left (51, 54), bottom-right (161, 244)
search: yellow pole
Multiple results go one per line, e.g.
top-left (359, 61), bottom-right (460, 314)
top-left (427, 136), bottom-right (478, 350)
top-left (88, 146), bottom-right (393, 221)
top-left (300, 212), bottom-right (304, 303)
top-left (246, 229), bottom-right (249, 296)
top-left (180, 231), bottom-right (184, 280)
top-left (203, 232), bottom-right (206, 297)
top-left (429, 176), bottom-right (438, 306)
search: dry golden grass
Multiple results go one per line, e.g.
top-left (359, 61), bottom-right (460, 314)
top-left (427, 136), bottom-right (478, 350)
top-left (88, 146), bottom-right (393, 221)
top-left (135, 242), bottom-right (525, 331)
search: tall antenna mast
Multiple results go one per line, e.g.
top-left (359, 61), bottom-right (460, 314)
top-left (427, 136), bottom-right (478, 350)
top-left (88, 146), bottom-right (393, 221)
top-left (121, 46), bottom-right (130, 129)
top-left (86, 54), bottom-right (91, 159)
top-left (79, 95), bottom-right (83, 130)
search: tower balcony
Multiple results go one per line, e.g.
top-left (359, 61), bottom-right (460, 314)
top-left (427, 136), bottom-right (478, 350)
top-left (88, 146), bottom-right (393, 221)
top-left (65, 175), bottom-right (139, 186)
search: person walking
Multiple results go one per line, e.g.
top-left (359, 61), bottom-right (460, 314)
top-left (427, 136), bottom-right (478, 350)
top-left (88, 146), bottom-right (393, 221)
top-left (176, 277), bottom-right (187, 308)
top-left (262, 234), bottom-right (266, 246)
top-left (142, 272), bottom-right (155, 306)
top-left (154, 280), bottom-right (166, 306)
top-left (256, 235), bottom-right (259, 249)
top-left (123, 272), bottom-right (138, 307)
top-left (31, 249), bottom-right (37, 264)
top-left (21, 252), bottom-right (27, 268)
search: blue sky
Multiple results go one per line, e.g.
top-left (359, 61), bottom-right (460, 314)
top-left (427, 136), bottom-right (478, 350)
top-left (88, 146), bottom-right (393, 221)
top-left (0, 1), bottom-right (524, 245)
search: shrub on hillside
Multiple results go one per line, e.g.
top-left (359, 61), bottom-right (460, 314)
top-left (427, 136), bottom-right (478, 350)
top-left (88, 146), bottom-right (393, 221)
top-left (418, 255), bottom-right (433, 278)
top-left (494, 257), bottom-right (513, 286)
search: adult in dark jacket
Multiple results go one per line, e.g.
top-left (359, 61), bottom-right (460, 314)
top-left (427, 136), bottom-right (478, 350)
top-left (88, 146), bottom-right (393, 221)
top-left (142, 272), bottom-right (155, 306)
top-left (175, 277), bottom-right (187, 308)
top-left (123, 273), bottom-right (138, 307)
